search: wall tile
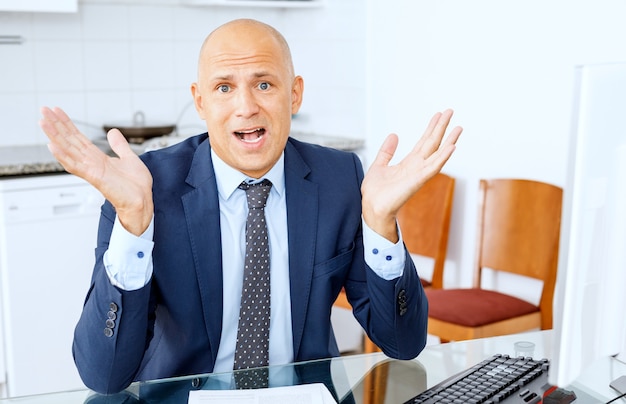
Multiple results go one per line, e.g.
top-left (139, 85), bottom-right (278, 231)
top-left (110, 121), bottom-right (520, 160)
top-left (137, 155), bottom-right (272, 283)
top-left (0, 12), bottom-right (32, 37)
top-left (84, 90), bottom-right (133, 140)
top-left (172, 6), bottom-right (218, 41)
top-left (36, 91), bottom-right (87, 122)
top-left (34, 91), bottom-right (88, 143)
top-left (83, 40), bottom-right (132, 91)
top-left (291, 38), bottom-right (366, 90)
top-left (298, 86), bottom-right (366, 139)
top-left (174, 92), bottom-right (206, 137)
top-left (129, 89), bottom-right (178, 124)
top-left (33, 41), bottom-right (85, 92)
top-left (82, 4), bottom-right (130, 40)
top-left (173, 40), bottom-right (200, 89)
top-left (31, 11), bottom-right (82, 40)
top-left (128, 5), bottom-right (175, 41)
top-left (3, 2), bottom-right (367, 149)
top-left (283, 0), bottom-right (366, 41)
top-left (0, 41), bottom-right (36, 93)
top-left (129, 40), bottom-right (176, 90)
top-left (211, 7), bottom-right (281, 29)
top-left (0, 93), bottom-right (39, 146)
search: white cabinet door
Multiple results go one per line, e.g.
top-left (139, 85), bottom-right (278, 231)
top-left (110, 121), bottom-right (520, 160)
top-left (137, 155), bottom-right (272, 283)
top-left (0, 0), bottom-right (77, 12)
top-left (181, 0), bottom-right (324, 8)
top-left (0, 175), bottom-right (102, 397)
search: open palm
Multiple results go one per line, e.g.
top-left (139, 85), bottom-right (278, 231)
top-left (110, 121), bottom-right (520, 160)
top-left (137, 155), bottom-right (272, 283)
top-left (40, 107), bottom-right (154, 235)
top-left (361, 109), bottom-right (462, 242)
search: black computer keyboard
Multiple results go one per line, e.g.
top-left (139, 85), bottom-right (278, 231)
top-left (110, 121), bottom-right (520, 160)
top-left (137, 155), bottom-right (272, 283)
top-left (403, 354), bottom-right (551, 404)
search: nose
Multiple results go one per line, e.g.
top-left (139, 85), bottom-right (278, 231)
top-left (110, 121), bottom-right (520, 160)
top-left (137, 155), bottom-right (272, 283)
top-left (234, 88), bottom-right (260, 118)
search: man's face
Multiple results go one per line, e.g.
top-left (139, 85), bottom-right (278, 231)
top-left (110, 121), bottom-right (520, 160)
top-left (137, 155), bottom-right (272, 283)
top-left (191, 22), bottom-right (304, 179)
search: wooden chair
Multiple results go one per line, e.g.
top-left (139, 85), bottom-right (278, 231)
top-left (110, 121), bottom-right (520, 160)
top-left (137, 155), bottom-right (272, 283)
top-left (334, 172), bottom-right (456, 353)
top-left (397, 172), bottom-right (456, 289)
top-left (426, 178), bottom-right (563, 342)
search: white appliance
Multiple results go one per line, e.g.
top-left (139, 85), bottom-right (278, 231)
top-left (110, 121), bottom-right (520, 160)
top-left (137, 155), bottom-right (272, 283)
top-left (0, 174), bottom-right (103, 397)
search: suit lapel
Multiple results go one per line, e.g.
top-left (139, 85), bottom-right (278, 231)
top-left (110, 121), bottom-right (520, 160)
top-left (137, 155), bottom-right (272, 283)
top-left (181, 139), bottom-right (223, 364)
top-left (179, 139), bottom-right (319, 362)
top-left (284, 141), bottom-right (318, 359)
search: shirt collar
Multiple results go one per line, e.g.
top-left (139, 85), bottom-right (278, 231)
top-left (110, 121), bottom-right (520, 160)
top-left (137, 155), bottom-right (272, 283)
top-left (211, 149), bottom-right (285, 201)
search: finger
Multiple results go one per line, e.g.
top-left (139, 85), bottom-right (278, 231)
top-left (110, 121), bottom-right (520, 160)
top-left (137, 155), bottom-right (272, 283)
top-left (424, 125), bottom-right (463, 172)
top-left (442, 125), bottom-right (463, 148)
top-left (39, 106), bottom-right (64, 138)
top-left (40, 106), bottom-right (91, 151)
top-left (41, 107), bottom-right (111, 179)
top-left (40, 106), bottom-right (74, 139)
top-left (411, 109), bottom-right (454, 158)
top-left (412, 111), bottom-right (443, 152)
top-left (51, 106), bottom-right (93, 149)
top-left (371, 133), bottom-right (399, 168)
top-left (107, 129), bottom-right (135, 159)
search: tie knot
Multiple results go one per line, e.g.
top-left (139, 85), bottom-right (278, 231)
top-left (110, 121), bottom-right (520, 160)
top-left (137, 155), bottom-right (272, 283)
top-left (239, 179), bottom-right (272, 209)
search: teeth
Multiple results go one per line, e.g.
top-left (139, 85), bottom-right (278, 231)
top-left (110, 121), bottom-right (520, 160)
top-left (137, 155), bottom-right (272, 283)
top-left (242, 136), bottom-right (263, 143)
top-left (235, 128), bottom-right (264, 143)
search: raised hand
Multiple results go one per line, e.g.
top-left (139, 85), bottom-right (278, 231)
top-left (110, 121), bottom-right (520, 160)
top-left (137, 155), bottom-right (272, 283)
top-left (361, 109), bottom-right (462, 242)
top-left (39, 106), bottom-right (154, 235)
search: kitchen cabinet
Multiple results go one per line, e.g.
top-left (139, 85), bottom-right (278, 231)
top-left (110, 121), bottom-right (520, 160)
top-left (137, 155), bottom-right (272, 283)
top-left (0, 174), bottom-right (102, 397)
top-left (181, 0), bottom-right (324, 8)
top-left (0, 0), bottom-right (77, 12)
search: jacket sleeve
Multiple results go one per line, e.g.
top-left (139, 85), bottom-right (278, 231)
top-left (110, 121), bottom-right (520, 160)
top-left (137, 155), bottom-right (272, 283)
top-left (344, 154), bottom-right (428, 360)
top-left (367, 248), bottom-right (428, 358)
top-left (72, 200), bottom-right (157, 394)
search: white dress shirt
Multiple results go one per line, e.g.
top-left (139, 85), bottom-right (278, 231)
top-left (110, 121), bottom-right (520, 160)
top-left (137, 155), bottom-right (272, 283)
top-left (103, 148), bottom-right (406, 372)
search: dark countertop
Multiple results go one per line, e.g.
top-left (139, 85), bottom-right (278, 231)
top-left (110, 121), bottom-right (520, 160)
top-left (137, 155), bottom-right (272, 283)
top-left (0, 134), bottom-right (365, 177)
top-left (0, 145), bottom-right (65, 177)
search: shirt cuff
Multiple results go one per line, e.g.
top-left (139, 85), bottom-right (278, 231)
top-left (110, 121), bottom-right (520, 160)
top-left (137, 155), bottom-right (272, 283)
top-left (362, 219), bottom-right (405, 280)
top-left (103, 215), bottom-right (155, 291)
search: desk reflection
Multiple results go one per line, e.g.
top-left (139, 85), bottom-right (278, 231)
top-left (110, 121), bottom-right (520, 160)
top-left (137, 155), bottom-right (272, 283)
top-left (83, 357), bottom-right (427, 404)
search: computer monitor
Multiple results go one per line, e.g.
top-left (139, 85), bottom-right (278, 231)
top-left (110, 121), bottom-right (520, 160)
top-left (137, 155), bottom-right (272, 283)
top-left (549, 62), bottom-right (626, 388)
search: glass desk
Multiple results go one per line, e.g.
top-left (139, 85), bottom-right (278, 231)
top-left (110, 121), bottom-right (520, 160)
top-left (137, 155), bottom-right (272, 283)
top-left (0, 330), bottom-right (623, 403)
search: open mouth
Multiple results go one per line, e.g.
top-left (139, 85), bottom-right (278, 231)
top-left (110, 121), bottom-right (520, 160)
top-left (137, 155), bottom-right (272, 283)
top-left (234, 128), bottom-right (266, 143)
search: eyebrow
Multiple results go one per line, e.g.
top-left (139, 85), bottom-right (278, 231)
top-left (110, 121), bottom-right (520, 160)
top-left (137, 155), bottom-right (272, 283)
top-left (211, 71), bottom-right (275, 82)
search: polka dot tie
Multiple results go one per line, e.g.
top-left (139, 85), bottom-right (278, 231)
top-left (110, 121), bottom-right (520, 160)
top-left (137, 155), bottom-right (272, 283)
top-left (233, 179), bottom-right (272, 389)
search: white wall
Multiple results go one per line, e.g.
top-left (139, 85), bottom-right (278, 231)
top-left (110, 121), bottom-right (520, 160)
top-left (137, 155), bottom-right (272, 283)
top-left (0, 0), bottom-right (367, 146)
top-left (367, 0), bottom-right (626, 295)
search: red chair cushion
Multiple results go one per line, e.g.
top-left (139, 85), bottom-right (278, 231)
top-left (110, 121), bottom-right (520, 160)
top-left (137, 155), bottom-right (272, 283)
top-left (425, 288), bottom-right (539, 327)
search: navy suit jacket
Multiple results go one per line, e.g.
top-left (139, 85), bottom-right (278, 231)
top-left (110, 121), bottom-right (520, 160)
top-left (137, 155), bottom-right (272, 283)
top-left (72, 134), bottom-right (428, 394)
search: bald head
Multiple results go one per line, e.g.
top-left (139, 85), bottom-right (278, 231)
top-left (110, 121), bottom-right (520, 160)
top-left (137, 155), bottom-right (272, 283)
top-left (190, 18), bottom-right (304, 179)
top-left (198, 19), bottom-right (294, 80)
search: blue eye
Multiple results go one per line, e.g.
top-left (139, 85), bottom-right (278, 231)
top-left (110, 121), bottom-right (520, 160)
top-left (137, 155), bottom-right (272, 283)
top-left (218, 85), bottom-right (230, 93)
top-left (258, 82), bottom-right (270, 91)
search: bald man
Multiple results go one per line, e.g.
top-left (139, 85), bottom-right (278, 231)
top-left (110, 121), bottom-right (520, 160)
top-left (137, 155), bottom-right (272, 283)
top-left (40, 19), bottom-right (461, 395)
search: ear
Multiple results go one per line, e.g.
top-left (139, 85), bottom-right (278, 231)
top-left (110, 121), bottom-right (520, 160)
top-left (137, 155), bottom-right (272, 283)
top-left (290, 76), bottom-right (304, 115)
top-left (190, 82), bottom-right (205, 119)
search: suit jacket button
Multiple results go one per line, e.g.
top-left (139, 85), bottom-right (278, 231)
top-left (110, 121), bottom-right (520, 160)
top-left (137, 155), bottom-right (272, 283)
top-left (106, 319), bottom-right (115, 329)
top-left (191, 378), bottom-right (201, 388)
top-left (107, 310), bottom-right (117, 320)
top-left (109, 302), bottom-right (118, 312)
top-left (398, 289), bottom-right (407, 301)
top-left (399, 307), bottom-right (407, 316)
top-left (103, 328), bottom-right (114, 337)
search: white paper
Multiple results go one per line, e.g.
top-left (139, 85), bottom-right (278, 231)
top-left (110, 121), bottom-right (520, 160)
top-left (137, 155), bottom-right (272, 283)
top-left (187, 383), bottom-right (337, 404)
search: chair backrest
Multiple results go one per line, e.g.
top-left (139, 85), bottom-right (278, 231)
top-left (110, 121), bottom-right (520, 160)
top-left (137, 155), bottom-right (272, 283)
top-left (396, 172), bottom-right (455, 289)
top-left (473, 178), bottom-right (563, 328)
